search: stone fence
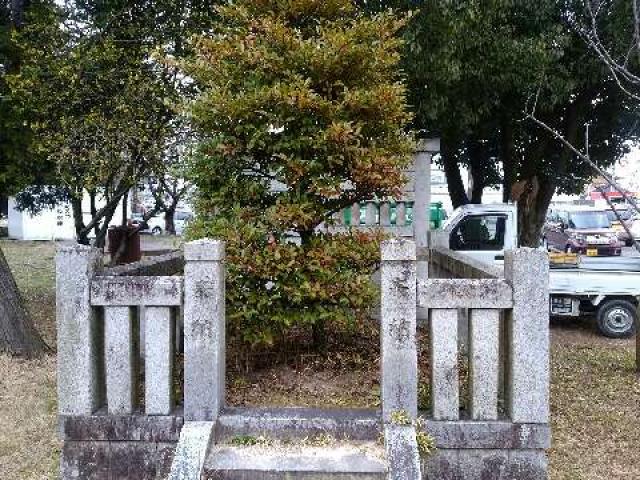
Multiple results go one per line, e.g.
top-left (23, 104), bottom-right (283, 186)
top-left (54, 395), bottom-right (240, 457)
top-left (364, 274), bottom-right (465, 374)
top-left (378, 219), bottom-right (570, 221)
top-left (56, 237), bottom-right (550, 479)
top-left (382, 239), bottom-right (550, 478)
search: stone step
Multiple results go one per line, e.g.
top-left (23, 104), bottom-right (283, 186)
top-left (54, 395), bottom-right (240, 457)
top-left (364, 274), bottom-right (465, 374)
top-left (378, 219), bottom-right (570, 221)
top-left (202, 443), bottom-right (388, 480)
top-left (215, 407), bottom-right (381, 443)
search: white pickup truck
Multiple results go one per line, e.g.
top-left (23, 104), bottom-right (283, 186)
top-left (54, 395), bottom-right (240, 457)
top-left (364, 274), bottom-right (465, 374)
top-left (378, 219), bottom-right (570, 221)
top-left (432, 203), bottom-right (639, 338)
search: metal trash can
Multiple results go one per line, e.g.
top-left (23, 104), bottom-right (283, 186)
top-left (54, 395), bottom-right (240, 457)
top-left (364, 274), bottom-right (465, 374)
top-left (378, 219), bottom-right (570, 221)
top-left (107, 226), bottom-right (141, 264)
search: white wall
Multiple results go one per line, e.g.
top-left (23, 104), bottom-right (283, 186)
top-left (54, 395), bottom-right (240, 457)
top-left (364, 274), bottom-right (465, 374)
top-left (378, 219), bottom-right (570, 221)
top-left (8, 192), bottom-right (131, 241)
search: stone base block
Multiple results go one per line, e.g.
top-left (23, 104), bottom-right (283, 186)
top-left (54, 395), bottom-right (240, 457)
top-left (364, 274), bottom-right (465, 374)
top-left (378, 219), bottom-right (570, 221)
top-left (421, 449), bottom-right (547, 480)
top-left (61, 441), bottom-right (176, 480)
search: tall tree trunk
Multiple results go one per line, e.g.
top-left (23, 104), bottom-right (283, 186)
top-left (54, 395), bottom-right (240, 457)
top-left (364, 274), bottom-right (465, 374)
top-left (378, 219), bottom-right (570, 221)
top-left (441, 137), bottom-right (469, 208)
top-left (71, 196), bottom-right (90, 245)
top-left (165, 204), bottom-right (177, 235)
top-left (468, 139), bottom-right (485, 204)
top-left (517, 176), bottom-right (556, 247)
top-left (0, 245), bottom-right (48, 356)
top-left (501, 118), bottom-right (516, 203)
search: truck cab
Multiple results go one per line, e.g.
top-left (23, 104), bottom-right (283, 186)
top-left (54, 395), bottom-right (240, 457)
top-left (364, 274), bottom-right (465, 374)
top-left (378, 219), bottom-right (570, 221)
top-left (433, 203), bottom-right (518, 265)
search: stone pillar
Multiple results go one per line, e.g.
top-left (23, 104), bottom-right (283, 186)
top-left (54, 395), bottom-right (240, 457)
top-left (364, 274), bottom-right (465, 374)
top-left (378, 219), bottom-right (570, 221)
top-left (365, 201), bottom-right (378, 226)
top-left (414, 138), bottom-right (438, 279)
top-left (380, 239), bottom-right (417, 422)
top-left (105, 306), bottom-right (134, 415)
top-left (145, 307), bottom-right (175, 415)
top-left (504, 248), bottom-right (550, 423)
top-left (184, 240), bottom-right (226, 421)
top-left (56, 244), bottom-right (103, 415)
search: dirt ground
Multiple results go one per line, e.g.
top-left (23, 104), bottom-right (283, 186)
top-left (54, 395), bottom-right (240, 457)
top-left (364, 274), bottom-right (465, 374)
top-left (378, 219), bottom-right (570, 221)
top-left (0, 239), bottom-right (638, 480)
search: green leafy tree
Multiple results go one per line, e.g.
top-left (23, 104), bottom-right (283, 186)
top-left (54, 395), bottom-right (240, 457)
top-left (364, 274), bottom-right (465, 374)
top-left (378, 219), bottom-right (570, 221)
top-left (8, 2), bottom-right (176, 246)
top-left (184, 0), bottom-right (414, 346)
top-left (363, 0), bottom-right (638, 246)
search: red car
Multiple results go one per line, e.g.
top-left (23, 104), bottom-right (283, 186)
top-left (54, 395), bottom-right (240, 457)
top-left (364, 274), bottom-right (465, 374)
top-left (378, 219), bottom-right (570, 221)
top-left (544, 207), bottom-right (623, 256)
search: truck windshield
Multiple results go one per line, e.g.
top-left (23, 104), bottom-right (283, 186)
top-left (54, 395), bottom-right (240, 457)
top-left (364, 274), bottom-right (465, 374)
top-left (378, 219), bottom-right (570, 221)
top-left (568, 211), bottom-right (610, 229)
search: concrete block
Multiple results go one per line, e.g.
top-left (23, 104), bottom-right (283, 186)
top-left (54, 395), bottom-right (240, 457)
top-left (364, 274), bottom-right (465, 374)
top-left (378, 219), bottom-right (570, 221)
top-left (169, 422), bottom-right (214, 480)
top-left (184, 240), bottom-right (226, 421)
top-left (504, 249), bottom-right (550, 424)
top-left (417, 279), bottom-right (513, 309)
top-left (385, 425), bottom-right (421, 480)
top-left (430, 309), bottom-right (459, 421)
top-left (105, 306), bottom-right (135, 415)
top-left (469, 309), bottom-right (500, 420)
top-left (91, 276), bottom-right (183, 306)
top-left (56, 244), bottom-right (103, 415)
top-left (380, 239), bottom-right (417, 421)
top-left (145, 306), bottom-right (174, 415)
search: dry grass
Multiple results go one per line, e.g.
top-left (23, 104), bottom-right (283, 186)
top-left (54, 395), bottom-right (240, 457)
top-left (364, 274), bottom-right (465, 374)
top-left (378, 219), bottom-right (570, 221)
top-left (0, 240), bottom-right (638, 480)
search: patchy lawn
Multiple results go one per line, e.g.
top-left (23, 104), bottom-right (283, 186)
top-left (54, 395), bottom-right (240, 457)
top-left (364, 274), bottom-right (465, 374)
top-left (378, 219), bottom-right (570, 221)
top-left (0, 240), bottom-right (638, 480)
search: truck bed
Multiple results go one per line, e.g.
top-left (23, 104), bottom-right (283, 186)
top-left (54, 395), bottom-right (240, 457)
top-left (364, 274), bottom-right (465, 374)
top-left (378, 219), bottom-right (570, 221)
top-left (550, 256), bottom-right (640, 296)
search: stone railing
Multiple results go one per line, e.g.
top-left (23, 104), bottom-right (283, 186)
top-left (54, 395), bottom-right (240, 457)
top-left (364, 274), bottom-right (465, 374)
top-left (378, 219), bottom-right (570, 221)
top-left (381, 239), bottom-right (550, 478)
top-left (56, 236), bottom-right (550, 480)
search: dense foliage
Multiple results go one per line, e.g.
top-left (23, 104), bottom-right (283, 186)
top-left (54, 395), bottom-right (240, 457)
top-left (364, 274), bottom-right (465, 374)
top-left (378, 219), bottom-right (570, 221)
top-left (185, 0), bottom-right (414, 346)
top-left (363, 0), bottom-right (640, 245)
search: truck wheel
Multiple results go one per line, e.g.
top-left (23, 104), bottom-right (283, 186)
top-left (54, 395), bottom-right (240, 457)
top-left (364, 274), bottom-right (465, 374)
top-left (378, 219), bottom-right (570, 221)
top-left (152, 226), bottom-right (162, 236)
top-left (596, 300), bottom-right (638, 338)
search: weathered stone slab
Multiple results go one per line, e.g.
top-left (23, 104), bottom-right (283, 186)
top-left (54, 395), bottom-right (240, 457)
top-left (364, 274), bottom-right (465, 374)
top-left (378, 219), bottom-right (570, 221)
top-left (56, 244), bottom-right (103, 415)
top-left (417, 420), bottom-right (551, 450)
top-left (169, 422), bottom-right (214, 480)
top-left (105, 306), bottom-right (135, 415)
top-left (469, 309), bottom-right (500, 420)
top-left (216, 407), bottom-right (381, 442)
top-left (385, 425), bottom-right (421, 480)
top-left (430, 308), bottom-right (459, 420)
top-left (417, 279), bottom-right (513, 309)
top-left (101, 250), bottom-right (184, 277)
top-left (145, 307), bottom-right (174, 415)
top-left (504, 249), bottom-right (550, 424)
top-left (91, 276), bottom-right (183, 306)
top-left (59, 414), bottom-right (184, 442)
top-left (429, 247), bottom-right (502, 279)
top-left (204, 443), bottom-right (387, 480)
top-left (184, 240), bottom-right (226, 421)
top-left (380, 239), bottom-right (418, 421)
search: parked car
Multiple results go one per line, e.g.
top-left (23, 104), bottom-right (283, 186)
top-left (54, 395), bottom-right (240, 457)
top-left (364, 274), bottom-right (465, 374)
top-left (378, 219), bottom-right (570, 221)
top-left (131, 211), bottom-right (193, 236)
top-left (543, 206), bottom-right (623, 256)
top-left (630, 215), bottom-right (640, 242)
top-left (604, 208), bottom-right (635, 246)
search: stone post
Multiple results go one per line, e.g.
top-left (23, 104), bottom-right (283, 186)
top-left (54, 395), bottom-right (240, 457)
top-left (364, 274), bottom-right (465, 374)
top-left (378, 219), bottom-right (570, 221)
top-left (380, 239), bottom-right (418, 422)
top-left (504, 248), bottom-right (550, 423)
top-left (184, 240), bottom-right (226, 421)
top-left (56, 244), bottom-right (103, 415)
top-left (414, 138), bottom-right (438, 279)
